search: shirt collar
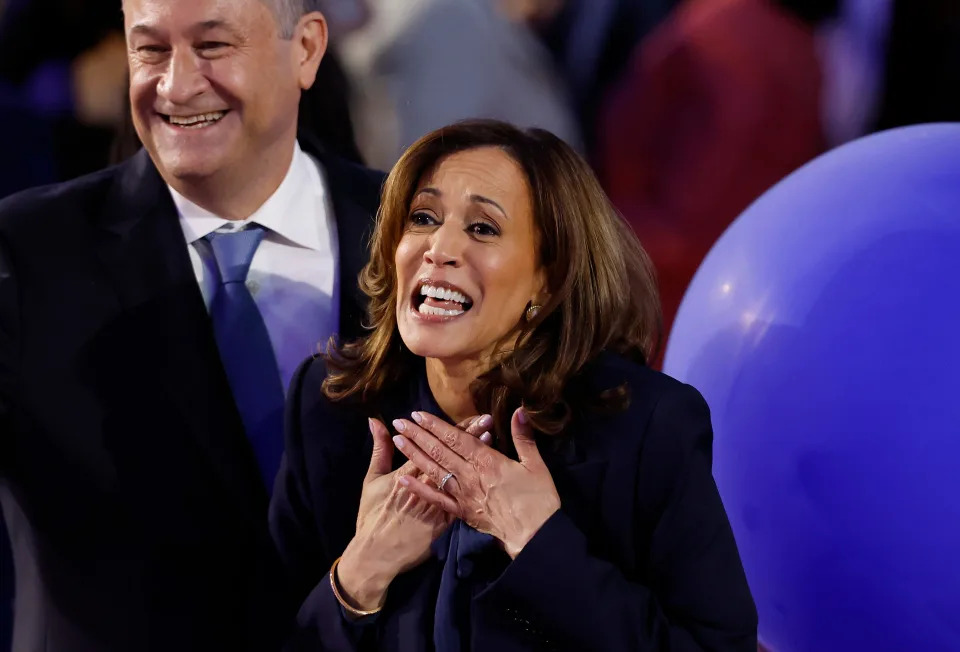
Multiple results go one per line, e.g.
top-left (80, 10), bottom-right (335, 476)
top-left (172, 142), bottom-right (326, 251)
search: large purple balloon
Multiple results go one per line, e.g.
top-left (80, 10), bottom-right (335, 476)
top-left (663, 124), bottom-right (960, 651)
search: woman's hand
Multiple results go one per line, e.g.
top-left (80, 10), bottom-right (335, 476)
top-left (336, 416), bottom-right (493, 611)
top-left (392, 409), bottom-right (561, 559)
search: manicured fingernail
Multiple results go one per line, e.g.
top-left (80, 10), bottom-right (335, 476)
top-left (411, 412), bottom-right (423, 424)
top-left (398, 475), bottom-right (411, 487)
top-left (476, 414), bottom-right (493, 429)
top-left (368, 418), bottom-right (375, 434)
top-left (479, 431), bottom-right (493, 445)
top-left (393, 435), bottom-right (406, 449)
top-left (517, 409), bottom-right (528, 425)
top-left (392, 419), bottom-right (406, 432)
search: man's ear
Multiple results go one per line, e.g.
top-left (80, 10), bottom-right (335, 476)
top-left (294, 11), bottom-right (328, 90)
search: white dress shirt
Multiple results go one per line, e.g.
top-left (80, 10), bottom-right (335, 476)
top-left (171, 143), bottom-right (339, 394)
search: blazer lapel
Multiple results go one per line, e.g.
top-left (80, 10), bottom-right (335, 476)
top-left (91, 150), bottom-right (268, 518)
top-left (540, 431), bottom-right (608, 550)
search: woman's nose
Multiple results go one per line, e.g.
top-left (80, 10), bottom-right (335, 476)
top-left (423, 223), bottom-right (464, 267)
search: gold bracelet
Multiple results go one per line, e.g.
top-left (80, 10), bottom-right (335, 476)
top-left (329, 556), bottom-right (384, 618)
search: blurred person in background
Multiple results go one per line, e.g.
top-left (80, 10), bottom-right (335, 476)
top-left (0, 0), bottom-right (384, 649)
top-left (817, 0), bottom-right (895, 147)
top-left (532, 0), bottom-right (679, 155)
top-left (0, 0), bottom-right (128, 193)
top-left (335, 0), bottom-right (581, 170)
top-left (596, 0), bottom-right (836, 364)
top-left (813, 0), bottom-right (959, 144)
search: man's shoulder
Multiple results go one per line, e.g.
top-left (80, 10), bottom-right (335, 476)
top-left (309, 151), bottom-right (385, 208)
top-left (0, 164), bottom-right (124, 239)
top-left (329, 156), bottom-right (386, 189)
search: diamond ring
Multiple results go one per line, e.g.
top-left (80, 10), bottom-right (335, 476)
top-left (438, 472), bottom-right (455, 493)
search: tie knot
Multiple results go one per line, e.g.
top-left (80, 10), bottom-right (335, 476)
top-left (205, 225), bottom-right (266, 284)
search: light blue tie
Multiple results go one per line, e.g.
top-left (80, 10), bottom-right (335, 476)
top-left (200, 225), bottom-right (285, 492)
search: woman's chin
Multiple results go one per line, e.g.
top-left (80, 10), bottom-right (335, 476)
top-left (399, 307), bottom-right (470, 348)
top-left (401, 339), bottom-right (466, 362)
top-left (399, 326), bottom-right (470, 362)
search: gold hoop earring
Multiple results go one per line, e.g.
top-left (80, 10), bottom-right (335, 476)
top-left (525, 304), bottom-right (542, 322)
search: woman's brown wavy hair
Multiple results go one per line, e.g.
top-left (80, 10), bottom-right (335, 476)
top-left (323, 119), bottom-right (662, 441)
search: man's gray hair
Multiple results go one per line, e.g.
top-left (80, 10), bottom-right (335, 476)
top-left (265, 0), bottom-right (317, 38)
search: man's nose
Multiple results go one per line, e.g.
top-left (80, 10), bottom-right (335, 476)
top-left (156, 49), bottom-right (209, 104)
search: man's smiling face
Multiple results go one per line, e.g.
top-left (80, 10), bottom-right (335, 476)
top-left (124, 0), bottom-right (305, 184)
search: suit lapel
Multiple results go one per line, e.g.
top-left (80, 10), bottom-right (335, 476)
top-left (299, 133), bottom-right (382, 342)
top-left (91, 150), bottom-right (268, 518)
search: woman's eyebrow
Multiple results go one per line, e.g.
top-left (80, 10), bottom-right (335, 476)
top-left (469, 194), bottom-right (507, 218)
top-left (414, 187), bottom-right (508, 218)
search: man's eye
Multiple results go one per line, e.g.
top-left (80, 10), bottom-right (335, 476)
top-left (138, 45), bottom-right (168, 54)
top-left (198, 42), bottom-right (229, 50)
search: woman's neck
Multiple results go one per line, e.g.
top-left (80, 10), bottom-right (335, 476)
top-left (424, 357), bottom-right (485, 425)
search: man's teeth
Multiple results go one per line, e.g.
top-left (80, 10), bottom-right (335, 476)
top-left (418, 303), bottom-right (465, 317)
top-left (168, 111), bottom-right (226, 127)
top-left (419, 284), bottom-right (469, 304)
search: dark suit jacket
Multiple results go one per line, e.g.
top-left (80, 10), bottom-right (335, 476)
top-left (0, 139), bottom-right (384, 651)
top-left (271, 353), bottom-right (758, 651)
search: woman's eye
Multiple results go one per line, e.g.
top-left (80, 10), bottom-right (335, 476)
top-left (468, 222), bottom-right (499, 237)
top-left (409, 211), bottom-right (438, 227)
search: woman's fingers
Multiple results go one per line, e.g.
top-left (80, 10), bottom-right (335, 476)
top-left (392, 431), bottom-right (462, 493)
top-left (411, 412), bottom-right (486, 461)
top-left (399, 473), bottom-right (461, 516)
top-left (510, 408), bottom-right (544, 469)
top-left (395, 460), bottom-right (421, 477)
top-left (365, 418), bottom-right (394, 480)
top-left (392, 414), bottom-right (487, 479)
top-left (457, 414), bottom-right (494, 442)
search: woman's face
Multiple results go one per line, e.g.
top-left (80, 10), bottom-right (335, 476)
top-left (395, 146), bottom-right (545, 365)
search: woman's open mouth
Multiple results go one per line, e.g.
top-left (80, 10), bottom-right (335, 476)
top-left (413, 281), bottom-right (474, 318)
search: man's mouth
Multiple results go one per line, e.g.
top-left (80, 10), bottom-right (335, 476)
top-left (160, 110), bottom-right (230, 129)
top-left (414, 281), bottom-right (474, 317)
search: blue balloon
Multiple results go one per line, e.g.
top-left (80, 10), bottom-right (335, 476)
top-left (663, 124), bottom-right (960, 652)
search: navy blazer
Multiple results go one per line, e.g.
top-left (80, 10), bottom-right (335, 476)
top-left (270, 353), bottom-right (758, 651)
top-left (0, 137), bottom-right (383, 651)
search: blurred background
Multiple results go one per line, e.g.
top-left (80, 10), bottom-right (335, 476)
top-left (0, 0), bottom-right (959, 649)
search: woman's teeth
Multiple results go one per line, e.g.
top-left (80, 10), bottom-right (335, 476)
top-left (417, 283), bottom-right (472, 317)
top-left (418, 304), bottom-right (464, 317)
top-left (419, 284), bottom-right (470, 304)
